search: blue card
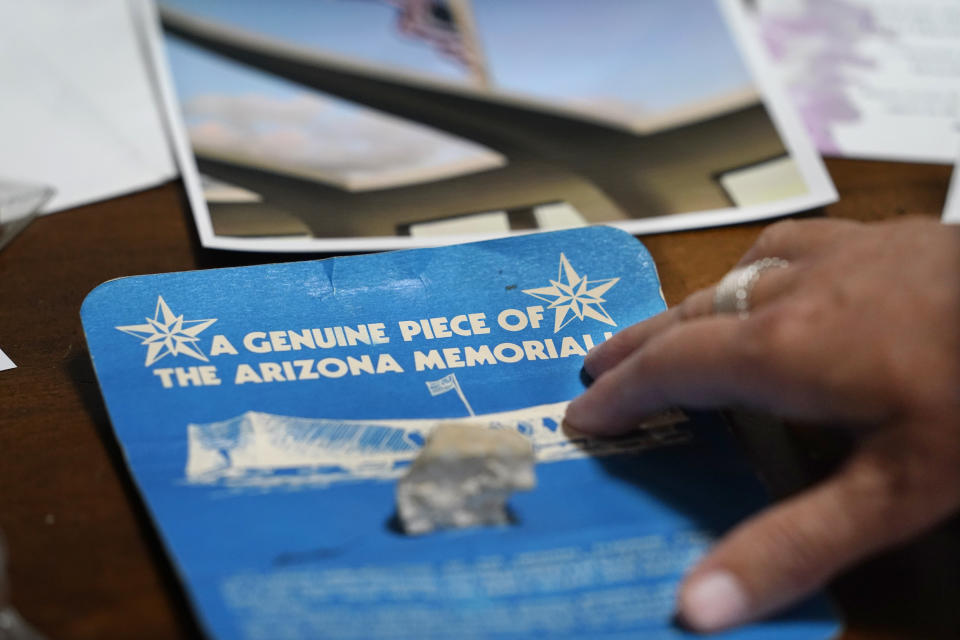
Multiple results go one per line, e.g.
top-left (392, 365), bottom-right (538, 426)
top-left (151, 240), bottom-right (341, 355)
top-left (81, 227), bottom-right (839, 639)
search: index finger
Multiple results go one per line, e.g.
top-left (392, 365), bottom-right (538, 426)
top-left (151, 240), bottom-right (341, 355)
top-left (584, 286), bottom-right (716, 379)
top-left (565, 313), bottom-right (829, 436)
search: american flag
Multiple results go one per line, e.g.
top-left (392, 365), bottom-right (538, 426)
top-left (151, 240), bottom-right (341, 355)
top-left (425, 372), bottom-right (458, 396)
top-left (385, 0), bottom-right (489, 86)
top-left (425, 372), bottom-right (475, 415)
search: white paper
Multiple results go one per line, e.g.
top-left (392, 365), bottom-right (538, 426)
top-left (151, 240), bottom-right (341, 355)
top-left (752, 0), bottom-right (960, 164)
top-left (0, 347), bottom-right (14, 372)
top-left (944, 164), bottom-right (960, 223)
top-left (0, 0), bottom-right (176, 213)
top-left (0, 178), bottom-right (54, 250)
top-left (146, 0), bottom-right (835, 252)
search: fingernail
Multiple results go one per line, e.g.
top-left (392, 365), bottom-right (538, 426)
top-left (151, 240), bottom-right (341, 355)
top-left (563, 397), bottom-right (595, 434)
top-left (564, 397), bottom-right (584, 426)
top-left (579, 366), bottom-right (594, 387)
top-left (582, 344), bottom-right (601, 372)
top-left (679, 571), bottom-right (750, 632)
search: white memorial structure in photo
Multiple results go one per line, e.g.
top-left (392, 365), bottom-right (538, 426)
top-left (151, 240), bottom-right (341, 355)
top-left (185, 402), bottom-right (688, 489)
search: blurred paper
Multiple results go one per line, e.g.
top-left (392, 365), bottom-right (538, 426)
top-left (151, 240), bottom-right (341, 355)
top-left (0, 178), bottom-right (54, 250)
top-left (944, 164), bottom-right (960, 223)
top-left (750, 0), bottom-right (960, 163)
top-left (0, 0), bottom-right (176, 214)
top-left (145, 0), bottom-right (835, 252)
top-left (0, 347), bottom-right (14, 372)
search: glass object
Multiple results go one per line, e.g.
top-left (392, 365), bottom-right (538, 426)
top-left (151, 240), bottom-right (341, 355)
top-left (0, 533), bottom-right (46, 640)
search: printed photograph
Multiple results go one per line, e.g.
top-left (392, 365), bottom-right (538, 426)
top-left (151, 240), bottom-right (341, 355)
top-left (158, 0), bottom-right (832, 249)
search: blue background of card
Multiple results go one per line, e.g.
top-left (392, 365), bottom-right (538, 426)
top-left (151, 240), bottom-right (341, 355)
top-left (81, 227), bottom-right (839, 639)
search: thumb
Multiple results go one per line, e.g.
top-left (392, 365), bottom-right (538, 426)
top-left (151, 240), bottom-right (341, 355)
top-left (676, 432), bottom-right (960, 632)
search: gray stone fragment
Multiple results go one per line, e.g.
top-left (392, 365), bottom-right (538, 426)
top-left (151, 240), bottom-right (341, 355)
top-left (396, 423), bottom-right (536, 535)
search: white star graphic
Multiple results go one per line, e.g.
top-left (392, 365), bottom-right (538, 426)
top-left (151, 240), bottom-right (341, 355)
top-left (115, 296), bottom-right (217, 367)
top-left (522, 253), bottom-right (620, 333)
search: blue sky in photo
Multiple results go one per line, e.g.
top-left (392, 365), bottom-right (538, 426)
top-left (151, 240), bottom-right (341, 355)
top-left (162, 0), bottom-right (753, 115)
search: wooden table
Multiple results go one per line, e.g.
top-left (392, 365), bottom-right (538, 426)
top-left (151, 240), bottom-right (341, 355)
top-left (1, 159), bottom-right (957, 639)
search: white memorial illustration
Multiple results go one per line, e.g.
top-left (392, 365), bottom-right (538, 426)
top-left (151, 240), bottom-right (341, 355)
top-left (185, 390), bottom-right (688, 489)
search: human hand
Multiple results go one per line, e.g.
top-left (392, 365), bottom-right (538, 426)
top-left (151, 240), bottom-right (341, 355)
top-left (564, 217), bottom-right (960, 632)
